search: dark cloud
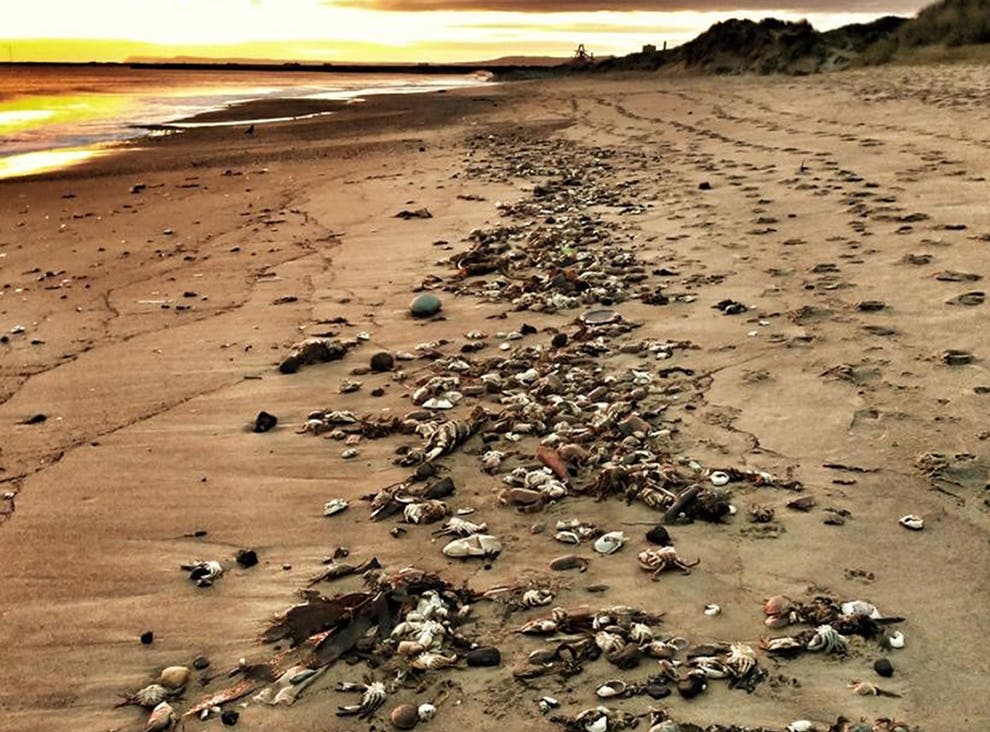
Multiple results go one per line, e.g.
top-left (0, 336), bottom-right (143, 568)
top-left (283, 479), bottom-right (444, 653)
top-left (333, 0), bottom-right (927, 14)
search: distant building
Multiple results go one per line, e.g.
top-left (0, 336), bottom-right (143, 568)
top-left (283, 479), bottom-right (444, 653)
top-left (642, 44), bottom-right (657, 54)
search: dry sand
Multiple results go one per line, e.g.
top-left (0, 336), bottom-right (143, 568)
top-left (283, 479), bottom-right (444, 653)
top-left (1, 66), bottom-right (989, 732)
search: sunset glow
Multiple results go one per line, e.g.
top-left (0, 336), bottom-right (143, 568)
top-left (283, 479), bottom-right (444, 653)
top-left (2, 0), bottom-right (928, 63)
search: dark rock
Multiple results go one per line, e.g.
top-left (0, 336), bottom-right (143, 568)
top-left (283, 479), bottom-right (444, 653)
top-left (235, 549), bottom-right (258, 568)
top-left (221, 710), bottom-right (239, 726)
top-left (857, 300), bottom-right (886, 312)
top-left (551, 333), bottom-right (568, 348)
top-left (644, 684), bottom-right (671, 700)
top-left (699, 181), bottom-right (712, 190)
top-left (425, 477), bottom-right (455, 499)
top-left (395, 208), bottom-right (432, 220)
top-left (646, 525), bottom-right (672, 546)
top-left (466, 646), bottom-right (501, 667)
top-left (193, 655), bottom-right (210, 670)
top-left (253, 411), bottom-right (278, 433)
top-left (20, 414), bottom-right (47, 425)
top-left (370, 352), bottom-right (395, 372)
top-left (140, 631), bottom-right (154, 645)
top-left (874, 658), bottom-right (894, 677)
top-left (410, 293), bottom-right (442, 318)
top-left (520, 323), bottom-right (538, 335)
top-left (371, 387), bottom-right (386, 397)
top-left (414, 462), bottom-right (438, 481)
top-left (677, 672), bottom-right (708, 699)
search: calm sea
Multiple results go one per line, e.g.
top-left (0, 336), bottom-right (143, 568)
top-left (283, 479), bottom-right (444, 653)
top-left (0, 65), bottom-right (490, 178)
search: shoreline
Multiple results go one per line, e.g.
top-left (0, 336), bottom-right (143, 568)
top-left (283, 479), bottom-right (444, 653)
top-left (1, 67), bottom-right (989, 732)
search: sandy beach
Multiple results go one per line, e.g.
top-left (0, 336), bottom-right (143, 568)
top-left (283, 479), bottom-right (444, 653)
top-left (1, 67), bottom-right (989, 732)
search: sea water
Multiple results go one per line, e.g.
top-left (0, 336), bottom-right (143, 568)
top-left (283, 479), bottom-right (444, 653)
top-left (0, 65), bottom-right (490, 179)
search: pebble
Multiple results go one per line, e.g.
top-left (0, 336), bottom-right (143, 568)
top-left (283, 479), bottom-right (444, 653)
top-left (140, 631), bottom-right (154, 645)
top-left (253, 411), bottom-right (277, 433)
top-left (466, 646), bottom-right (501, 667)
top-left (874, 658), bottom-right (894, 677)
top-left (370, 351), bottom-right (395, 372)
top-left (192, 655), bottom-right (210, 670)
top-left (159, 665), bottom-right (190, 689)
top-left (646, 525), bottom-right (672, 546)
top-left (221, 709), bottom-right (240, 726)
top-left (410, 293), bottom-right (442, 318)
top-left (235, 549), bottom-right (258, 568)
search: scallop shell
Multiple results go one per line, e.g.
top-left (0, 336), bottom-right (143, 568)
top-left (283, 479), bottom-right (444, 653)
top-left (593, 531), bottom-right (625, 555)
top-left (418, 703), bottom-right (436, 721)
top-left (131, 684), bottom-right (170, 708)
top-left (323, 499), bottom-right (349, 516)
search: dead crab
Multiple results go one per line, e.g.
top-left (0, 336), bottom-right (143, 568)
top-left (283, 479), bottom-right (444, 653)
top-left (637, 546), bottom-right (699, 580)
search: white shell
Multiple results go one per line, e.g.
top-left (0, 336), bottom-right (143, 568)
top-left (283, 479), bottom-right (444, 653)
top-left (709, 471), bottom-right (730, 486)
top-left (586, 717), bottom-right (608, 732)
top-left (593, 531), bottom-right (625, 555)
top-left (787, 722), bottom-right (816, 732)
top-left (442, 534), bottom-right (502, 558)
top-left (422, 398), bottom-right (455, 410)
top-left (323, 499), bottom-right (349, 516)
top-left (596, 680), bottom-right (626, 698)
top-left (899, 514), bottom-right (924, 530)
top-left (888, 630), bottom-right (905, 648)
top-left (841, 600), bottom-right (882, 619)
top-left (704, 603), bottom-right (721, 616)
top-left (554, 530), bottom-right (581, 544)
top-left (418, 703), bottom-right (437, 721)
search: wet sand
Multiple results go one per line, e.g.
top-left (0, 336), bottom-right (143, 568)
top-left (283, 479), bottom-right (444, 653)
top-left (1, 67), bottom-right (989, 732)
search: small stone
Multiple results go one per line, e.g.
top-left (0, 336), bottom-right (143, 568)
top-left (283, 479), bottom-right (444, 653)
top-left (466, 647), bottom-right (501, 667)
top-left (391, 703), bottom-right (420, 729)
top-left (857, 300), bottom-right (886, 312)
top-left (874, 658), bottom-right (894, 677)
top-left (551, 333), bottom-right (568, 348)
top-left (410, 293), bottom-right (442, 318)
top-left (253, 411), bottom-right (277, 433)
top-left (20, 413), bottom-right (47, 425)
top-left (370, 352), bottom-right (395, 372)
top-left (646, 526), bottom-right (672, 546)
top-left (192, 655), bottom-right (210, 670)
top-left (221, 710), bottom-right (240, 726)
top-left (424, 477), bottom-right (455, 499)
top-left (235, 549), bottom-right (258, 568)
top-left (699, 181), bottom-right (712, 190)
top-left (140, 631), bottom-right (154, 645)
top-left (159, 665), bottom-right (191, 689)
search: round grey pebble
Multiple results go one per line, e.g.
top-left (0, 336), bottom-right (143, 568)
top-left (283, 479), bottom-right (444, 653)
top-left (410, 293), bottom-right (442, 318)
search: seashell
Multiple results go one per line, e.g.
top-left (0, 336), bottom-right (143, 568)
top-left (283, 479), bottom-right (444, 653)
top-left (537, 696), bottom-right (559, 713)
top-left (185, 560), bottom-right (223, 587)
top-left (323, 499), bottom-right (349, 516)
top-left (410, 652), bottom-right (458, 670)
top-left (703, 604), bottom-right (721, 616)
top-left (628, 622), bottom-right (653, 643)
top-left (596, 680), bottom-right (627, 698)
top-left (585, 716), bottom-right (608, 732)
top-left (763, 595), bottom-right (793, 616)
top-left (887, 630), bottom-right (905, 649)
top-left (554, 530), bottom-right (581, 544)
top-left (391, 703), bottom-right (420, 729)
top-left (580, 308), bottom-right (621, 326)
top-left (709, 471), bottom-right (730, 486)
top-left (549, 554), bottom-right (589, 571)
top-left (593, 531), bottom-right (625, 555)
top-left (397, 641), bottom-right (426, 656)
top-left (128, 684), bottom-right (170, 708)
top-left (899, 514), bottom-right (924, 530)
top-left (418, 703), bottom-right (436, 721)
top-left (422, 398), bottom-right (455, 410)
top-left (787, 722), bottom-right (816, 732)
top-left (158, 666), bottom-right (190, 689)
top-left (442, 534), bottom-right (502, 559)
top-left (841, 600), bottom-right (882, 619)
top-left (144, 701), bottom-right (177, 732)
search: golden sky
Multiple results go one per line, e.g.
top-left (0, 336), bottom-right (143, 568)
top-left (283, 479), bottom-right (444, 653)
top-left (1, 0), bottom-right (928, 63)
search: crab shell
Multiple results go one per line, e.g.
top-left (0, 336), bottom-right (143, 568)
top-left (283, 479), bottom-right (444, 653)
top-left (763, 594), bottom-right (794, 616)
top-left (130, 684), bottom-right (170, 708)
top-left (410, 652), bottom-right (458, 670)
top-left (404, 500), bottom-right (451, 525)
top-left (144, 702), bottom-right (177, 732)
top-left (522, 588), bottom-right (555, 607)
top-left (442, 534), bottom-right (502, 559)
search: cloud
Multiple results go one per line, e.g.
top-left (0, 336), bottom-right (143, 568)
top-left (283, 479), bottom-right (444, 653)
top-left (332, 0), bottom-right (927, 14)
